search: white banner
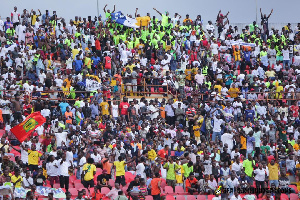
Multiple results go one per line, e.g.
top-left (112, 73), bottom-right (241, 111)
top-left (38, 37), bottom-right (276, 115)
top-left (86, 79), bottom-right (102, 91)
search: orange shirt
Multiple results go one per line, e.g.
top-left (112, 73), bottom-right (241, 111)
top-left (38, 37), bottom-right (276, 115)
top-left (185, 178), bottom-right (198, 192)
top-left (160, 107), bottom-right (165, 119)
top-left (151, 178), bottom-right (161, 195)
top-left (65, 111), bottom-right (73, 124)
top-left (102, 159), bottom-right (113, 174)
top-left (92, 192), bottom-right (103, 200)
top-left (114, 74), bottom-right (122, 85)
top-left (64, 78), bottom-right (72, 88)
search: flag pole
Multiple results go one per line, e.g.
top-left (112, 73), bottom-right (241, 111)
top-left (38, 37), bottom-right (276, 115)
top-left (97, 0), bottom-right (99, 17)
top-left (255, 0), bottom-right (257, 22)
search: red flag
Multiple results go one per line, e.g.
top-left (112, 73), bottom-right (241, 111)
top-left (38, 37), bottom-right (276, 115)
top-left (10, 112), bottom-right (46, 143)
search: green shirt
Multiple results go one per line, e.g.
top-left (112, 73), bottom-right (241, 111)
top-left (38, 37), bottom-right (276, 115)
top-left (161, 15), bottom-right (169, 27)
top-left (182, 164), bottom-right (193, 178)
top-left (260, 145), bottom-right (270, 155)
top-left (243, 159), bottom-right (255, 177)
top-left (163, 162), bottom-right (179, 180)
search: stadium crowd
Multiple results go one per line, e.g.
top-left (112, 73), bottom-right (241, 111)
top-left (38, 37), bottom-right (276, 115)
top-left (0, 4), bottom-right (299, 200)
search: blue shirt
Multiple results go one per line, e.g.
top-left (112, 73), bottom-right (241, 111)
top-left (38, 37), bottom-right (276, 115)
top-left (244, 51), bottom-right (251, 62)
top-left (59, 102), bottom-right (69, 115)
top-left (74, 59), bottom-right (83, 72)
top-left (91, 56), bottom-right (101, 67)
top-left (246, 136), bottom-right (255, 151)
top-left (245, 109), bottom-right (255, 120)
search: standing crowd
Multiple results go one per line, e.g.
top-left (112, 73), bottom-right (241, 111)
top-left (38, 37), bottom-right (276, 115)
top-left (0, 4), bottom-right (299, 200)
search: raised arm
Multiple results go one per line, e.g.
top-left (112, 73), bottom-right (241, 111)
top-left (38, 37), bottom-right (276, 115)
top-left (135, 8), bottom-right (138, 18)
top-left (103, 4), bottom-right (107, 13)
top-left (153, 8), bottom-right (162, 16)
top-left (224, 11), bottom-right (230, 18)
top-left (268, 9), bottom-right (273, 18)
top-left (260, 8), bottom-right (263, 18)
top-left (112, 5), bottom-right (116, 13)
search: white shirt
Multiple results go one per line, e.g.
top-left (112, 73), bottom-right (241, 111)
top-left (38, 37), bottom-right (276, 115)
top-left (111, 104), bottom-right (119, 118)
top-left (46, 161), bottom-right (59, 176)
top-left (213, 116), bottom-right (224, 132)
top-left (91, 153), bottom-right (102, 163)
top-left (221, 133), bottom-right (233, 151)
top-left (55, 78), bottom-right (63, 87)
top-left (0, 20), bottom-right (4, 31)
top-left (243, 127), bottom-right (253, 135)
top-left (230, 195), bottom-right (242, 200)
top-left (55, 132), bottom-right (68, 147)
top-left (41, 109), bottom-right (51, 118)
top-left (231, 162), bottom-right (243, 172)
top-left (79, 157), bottom-right (87, 175)
top-left (254, 168), bottom-right (266, 181)
top-left (11, 11), bottom-right (20, 23)
top-left (39, 73), bottom-right (46, 84)
top-left (58, 159), bottom-right (71, 176)
top-left (282, 49), bottom-right (290, 61)
top-left (195, 74), bottom-right (205, 85)
top-left (20, 147), bottom-right (28, 164)
top-left (231, 151), bottom-right (240, 160)
top-left (23, 176), bottom-right (33, 188)
top-left (136, 163), bottom-right (146, 179)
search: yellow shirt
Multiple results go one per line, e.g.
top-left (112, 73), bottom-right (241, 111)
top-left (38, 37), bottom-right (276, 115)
top-left (84, 57), bottom-right (92, 69)
top-left (148, 149), bottom-right (157, 161)
top-left (83, 163), bottom-right (96, 181)
top-left (275, 86), bottom-right (283, 99)
top-left (31, 14), bottom-right (40, 26)
top-left (185, 69), bottom-right (192, 80)
top-left (268, 163), bottom-right (279, 180)
top-left (141, 16), bottom-right (151, 27)
top-left (240, 135), bottom-right (246, 150)
top-left (72, 49), bottom-right (79, 59)
top-left (64, 78), bottom-right (72, 88)
top-left (0, 144), bottom-right (9, 153)
top-left (11, 175), bottom-right (23, 188)
top-left (28, 150), bottom-right (42, 165)
top-left (100, 102), bottom-right (109, 116)
top-left (228, 87), bottom-right (240, 98)
top-left (126, 64), bottom-right (135, 73)
top-left (114, 161), bottom-right (126, 176)
top-left (193, 125), bottom-right (200, 137)
top-left (265, 70), bottom-right (276, 78)
top-left (214, 85), bottom-right (222, 93)
top-left (293, 143), bottom-right (300, 151)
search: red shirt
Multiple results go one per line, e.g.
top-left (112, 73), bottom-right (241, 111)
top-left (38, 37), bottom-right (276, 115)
top-left (42, 138), bottom-right (51, 147)
top-left (23, 104), bottom-right (32, 116)
top-left (158, 149), bottom-right (168, 159)
top-left (291, 105), bottom-right (299, 117)
top-left (119, 102), bottom-right (129, 115)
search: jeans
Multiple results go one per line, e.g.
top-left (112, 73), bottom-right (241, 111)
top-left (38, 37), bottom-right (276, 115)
top-left (279, 160), bottom-right (286, 169)
top-left (255, 180), bottom-right (264, 193)
top-left (269, 180), bottom-right (279, 188)
top-left (283, 60), bottom-right (290, 69)
top-left (288, 168), bottom-right (296, 176)
top-left (153, 194), bottom-right (161, 200)
top-left (59, 176), bottom-right (70, 191)
top-left (246, 149), bottom-right (253, 159)
top-left (212, 131), bottom-right (221, 142)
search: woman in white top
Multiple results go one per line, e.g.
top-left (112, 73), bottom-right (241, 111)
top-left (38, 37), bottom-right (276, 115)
top-left (135, 158), bottom-right (146, 179)
top-left (253, 163), bottom-right (266, 191)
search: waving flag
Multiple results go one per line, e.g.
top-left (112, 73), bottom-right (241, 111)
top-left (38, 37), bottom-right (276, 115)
top-left (11, 112), bottom-right (46, 142)
top-left (111, 11), bottom-right (139, 28)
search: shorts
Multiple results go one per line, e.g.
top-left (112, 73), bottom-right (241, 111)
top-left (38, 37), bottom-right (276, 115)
top-left (166, 179), bottom-right (176, 188)
top-left (83, 179), bottom-right (94, 188)
top-left (115, 175), bottom-right (126, 186)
